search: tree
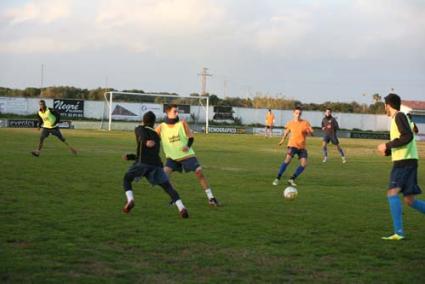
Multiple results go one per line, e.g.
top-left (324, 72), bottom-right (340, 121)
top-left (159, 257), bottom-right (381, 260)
top-left (372, 93), bottom-right (382, 104)
top-left (208, 94), bottom-right (221, 105)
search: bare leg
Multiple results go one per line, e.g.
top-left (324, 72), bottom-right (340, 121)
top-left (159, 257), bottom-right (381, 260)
top-left (194, 168), bottom-right (209, 190)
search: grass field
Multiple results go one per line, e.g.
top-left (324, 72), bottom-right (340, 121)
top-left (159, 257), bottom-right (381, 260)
top-left (1, 128), bottom-right (425, 283)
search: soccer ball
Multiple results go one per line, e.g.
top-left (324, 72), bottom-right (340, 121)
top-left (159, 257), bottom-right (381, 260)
top-left (283, 186), bottom-right (298, 200)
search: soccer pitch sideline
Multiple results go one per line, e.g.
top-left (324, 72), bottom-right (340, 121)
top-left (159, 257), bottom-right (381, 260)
top-left (1, 128), bottom-right (424, 283)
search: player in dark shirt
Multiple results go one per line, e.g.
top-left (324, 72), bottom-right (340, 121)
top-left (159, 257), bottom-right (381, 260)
top-left (321, 108), bottom-right (346, 163)
top-left (122, 111), bottom-right (188, 218)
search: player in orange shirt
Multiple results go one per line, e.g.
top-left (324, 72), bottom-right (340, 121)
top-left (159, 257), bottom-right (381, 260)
top-left (273, 106), bottom-right (314, 186)
top-left (265, 109), bottom-right (275, 138)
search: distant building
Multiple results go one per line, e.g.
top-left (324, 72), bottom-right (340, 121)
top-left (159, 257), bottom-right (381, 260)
top-left (400, 100), bottom-right (425, 137)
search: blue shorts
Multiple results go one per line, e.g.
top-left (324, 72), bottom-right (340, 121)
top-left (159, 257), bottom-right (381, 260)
top-left (287, 147), bottom-right (308, 159)
top-left (125, 162), bottom-right (168, 186)
top-left (165, 157), bottom-right (201, 173)
top-left (323, 134), bottom-right (339, 145)
top-left (388, 165), bottom-right (422, 196)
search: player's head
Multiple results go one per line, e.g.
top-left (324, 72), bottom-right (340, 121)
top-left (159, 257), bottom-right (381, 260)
top-left (384, 93), bottom-right (401, 116)
top-left (39, 100), bottom-right (46, 111)
top-left (165, 104), bottom-right (178, 119)
top-left (293, 106), bottom-right (302, 119)
top-left (142, 111), bottom-right (156, 127)
top-left (325, 108), bottom-right (332, 117)
top-left (268, 109), bottom-right (271, 112)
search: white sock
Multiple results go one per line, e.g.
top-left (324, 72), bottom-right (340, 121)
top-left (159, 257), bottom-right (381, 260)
top-left (125, 191), bottom-right (134, 202)
top-left (205, 188), bottom-right (214, 199)
top-left (175, 199), bottom-right (185, 211)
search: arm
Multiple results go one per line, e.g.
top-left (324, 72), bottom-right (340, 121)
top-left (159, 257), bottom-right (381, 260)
top-left (124, 126), bottom-right (146, 161)
top-left (413, 123), bottom-right (419, 134)
top-left (378, 113), bottom-right (414, 156)
top-left (333, 118), bottom-right (339, 131)
top-left (182, 120), bottom-right (194, 152)
top-left (308, 126), bottom-right (314, 136)
top-left (182, 120), bottom-right (193, 138)
top-left (278, 128), bottom-right (290, 146)
top-left (386, 113), bottom-right (413, 149)
top-left (305, 122), bottom-right (314, 136)
top-left (37, 113), bottom-right (42, 129)
top-left (155, 125), bottom-right (161, 135)
top-left (50, 108), bottom-right (60, 125)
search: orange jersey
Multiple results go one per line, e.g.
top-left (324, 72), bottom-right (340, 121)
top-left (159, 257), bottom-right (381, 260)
top-left (285, 119), bottom-right (312, 149)
top-left (266, 112), bottom-right (275, 126)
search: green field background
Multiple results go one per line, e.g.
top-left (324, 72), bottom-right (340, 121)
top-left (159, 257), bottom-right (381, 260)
top-left (1, 129), bottom-right (424, 283)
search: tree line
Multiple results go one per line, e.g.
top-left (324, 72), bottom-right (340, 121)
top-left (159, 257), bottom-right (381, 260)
top-left (0, 86), bottom-right (385, 114)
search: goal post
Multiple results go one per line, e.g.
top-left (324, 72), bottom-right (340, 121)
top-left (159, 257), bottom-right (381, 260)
top-left (101, 91), bottom-right (210, 133)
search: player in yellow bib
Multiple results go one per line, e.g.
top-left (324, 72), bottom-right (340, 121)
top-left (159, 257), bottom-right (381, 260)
top-left (156, 104), bottom-right (220, 206)
top-left (31, 100), bottom-right (77, 157)
top-left (377, 93), bottom-right (424, 241)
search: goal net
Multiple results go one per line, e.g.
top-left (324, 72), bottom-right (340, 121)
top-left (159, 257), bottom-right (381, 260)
top-left (100, 91), bottom-right (210, 133)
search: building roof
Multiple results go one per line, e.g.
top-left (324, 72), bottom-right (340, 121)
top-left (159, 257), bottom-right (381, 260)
top-left (401, 100), bottom-right (425, 111)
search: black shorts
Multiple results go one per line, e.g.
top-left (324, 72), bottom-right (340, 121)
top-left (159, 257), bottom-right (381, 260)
top-left (388, 165), bottom-right (422, 196)
top-left (287, 147), bottom-right (308, 159)
top-left (41, 127), bottom-right (65, 142)
top-left (165, 157), bottom-right (201, 173)
top-left (323, 134), bottom-right (339, 145)
top-left (126, 162), bottom-right (168, 186)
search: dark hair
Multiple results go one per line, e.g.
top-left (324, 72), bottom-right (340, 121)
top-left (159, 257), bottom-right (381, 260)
top-left (325, 107), bottom-right (332, 112)
top-left (384, 93), bottom-right (401, 110)
top-left (165, 104), bottom-right (178, 113)
top-left (294, 106), bottom-right (302, 111)
top-left (143, 111), bottom-right (156, 127)
top-left (39, 100), bottom-right (46, 105)
top-left (268, 109), bottom-right (271, 112)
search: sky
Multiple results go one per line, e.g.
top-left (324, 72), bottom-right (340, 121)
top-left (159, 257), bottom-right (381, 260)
top-left (0, 0), bottom-right (424, 104)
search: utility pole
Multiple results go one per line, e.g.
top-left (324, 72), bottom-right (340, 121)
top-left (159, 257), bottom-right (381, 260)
top-left (198, 67), bottom-right (212, 96)
top-left (198, 67), bottom-right (212, 134)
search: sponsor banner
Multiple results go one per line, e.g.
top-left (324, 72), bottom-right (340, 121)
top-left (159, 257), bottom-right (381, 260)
top-left (54, 99), bottom-right (84, 118)
top-left (111, 103), bottom-right (191, 121)
top-left (350, 131), bottom-right (390, 140)
top-left (7, 119), bottom-right (39, 128)
top-left (163, 104), bottom-right (191, 114)
top-left (252, 127), bottom-right (284, 136)
top-left (213, 106), bottom-right (235, 120)
top-left (200, 126), bottom-right (248, 134)
top-left (7, 119), bottom-right (72, 129)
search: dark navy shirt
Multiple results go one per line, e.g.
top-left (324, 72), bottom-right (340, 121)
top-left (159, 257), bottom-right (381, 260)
top-left (135, 125), bottom-right (163, 167)
top-left (322, 116), bottom-right (339, 136)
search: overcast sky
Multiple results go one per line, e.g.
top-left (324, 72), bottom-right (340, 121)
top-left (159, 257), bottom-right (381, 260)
top-left (0, 0), bottom-right (424, 103)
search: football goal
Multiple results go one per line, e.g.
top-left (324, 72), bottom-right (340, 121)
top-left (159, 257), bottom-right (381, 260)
top-left (100, 91), bottom-right (210, 133)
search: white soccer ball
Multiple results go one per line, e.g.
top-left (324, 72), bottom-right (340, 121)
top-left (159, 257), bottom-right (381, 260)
top-left (283, 186), bottom-right (298, 200)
